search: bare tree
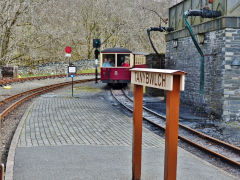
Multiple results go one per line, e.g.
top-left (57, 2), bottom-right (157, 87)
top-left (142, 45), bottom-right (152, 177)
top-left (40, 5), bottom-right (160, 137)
top-left (0, 0), bottom-right (29, 65)
top-left (0, 0), bottom-right (179, 66)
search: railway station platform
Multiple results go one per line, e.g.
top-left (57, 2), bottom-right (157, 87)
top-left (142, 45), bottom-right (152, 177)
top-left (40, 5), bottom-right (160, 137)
top-left (6, 82), bottom-right (236, 180)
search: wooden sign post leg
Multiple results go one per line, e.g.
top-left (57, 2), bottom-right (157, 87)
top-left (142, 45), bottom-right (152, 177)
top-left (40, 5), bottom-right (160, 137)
top-left (132, 84), bottom-right (143, 180)
top-left (164, 75), bottom-right (181, 180)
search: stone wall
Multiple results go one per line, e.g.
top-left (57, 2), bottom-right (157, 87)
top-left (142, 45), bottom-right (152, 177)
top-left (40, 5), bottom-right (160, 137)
top-left (222, 29), bottom-right (240, 121)
top-left (165, 28), bottom-right (240, 121)
top-left (18, 59), bottom-right (95, 76)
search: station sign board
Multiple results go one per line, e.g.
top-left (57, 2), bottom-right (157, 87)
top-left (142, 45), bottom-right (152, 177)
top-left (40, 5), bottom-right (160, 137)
top-left (65, 53), bottom-right (71, 57)
top-left (68, 66), bottom-right (77, 74)
top-left (130, 68), bottom-right (186, 91)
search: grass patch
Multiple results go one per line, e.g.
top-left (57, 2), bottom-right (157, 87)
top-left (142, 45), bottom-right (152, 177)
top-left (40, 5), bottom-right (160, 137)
top-left (77, 68), bottom-right (100, 74)
top-left (19, 73), bottom-right (52, 78)
top-left (74, 86), bottom-right (102, 92)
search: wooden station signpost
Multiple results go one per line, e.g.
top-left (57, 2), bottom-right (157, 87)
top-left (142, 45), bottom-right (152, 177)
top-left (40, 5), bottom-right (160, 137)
top-left (130, 68), bottom-right (186, 180)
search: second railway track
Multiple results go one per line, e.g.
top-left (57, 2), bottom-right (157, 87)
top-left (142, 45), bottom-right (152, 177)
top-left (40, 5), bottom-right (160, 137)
top-left (111, 88), bottom-right (240, 169)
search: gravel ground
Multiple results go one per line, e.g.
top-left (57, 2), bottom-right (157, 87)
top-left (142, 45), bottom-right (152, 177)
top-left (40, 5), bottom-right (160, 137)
top-left (0, 101), bottom-right (32, 164)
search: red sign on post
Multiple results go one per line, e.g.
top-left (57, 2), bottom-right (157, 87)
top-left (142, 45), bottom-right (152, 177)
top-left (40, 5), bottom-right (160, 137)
top-left (65, 46), bottom-right (72, 53)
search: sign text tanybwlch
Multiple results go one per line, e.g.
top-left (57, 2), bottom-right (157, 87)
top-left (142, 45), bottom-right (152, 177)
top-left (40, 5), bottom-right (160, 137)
top-left (130, 68), bottom-right (186, 91)
top-left (131, 71), bottom-right (173, 90)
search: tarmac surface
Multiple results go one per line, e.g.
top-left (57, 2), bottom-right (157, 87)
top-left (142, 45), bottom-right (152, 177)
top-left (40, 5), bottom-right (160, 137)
top-left (7, 81), bottom-right (237, 180)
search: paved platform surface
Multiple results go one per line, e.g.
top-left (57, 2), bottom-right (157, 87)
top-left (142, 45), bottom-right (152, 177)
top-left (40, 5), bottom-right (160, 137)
top-left (10, 82), bottom-right (236, 180)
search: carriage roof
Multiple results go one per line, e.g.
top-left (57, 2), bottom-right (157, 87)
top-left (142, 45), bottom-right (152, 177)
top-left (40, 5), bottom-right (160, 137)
top-left (101, 47), bottom-right (132, 53)
top-left (132, 52), bottom-right (150, 55)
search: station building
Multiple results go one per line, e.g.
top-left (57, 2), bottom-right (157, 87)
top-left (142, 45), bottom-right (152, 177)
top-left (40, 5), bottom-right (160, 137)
top-left (165, 0), bottom-right (240, 121)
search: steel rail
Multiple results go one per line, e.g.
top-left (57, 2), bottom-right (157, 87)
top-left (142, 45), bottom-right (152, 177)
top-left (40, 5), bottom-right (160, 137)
top-left (111, 89), bottom-right (240, 168)
top-left (0, 85), bottom-right (58, 106)
top-left (0, 78), bottom-right (95, 122)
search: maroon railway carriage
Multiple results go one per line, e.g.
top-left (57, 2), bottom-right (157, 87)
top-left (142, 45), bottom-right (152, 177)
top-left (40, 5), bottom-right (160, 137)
top-left (100, 47), bottom-right (146, 84)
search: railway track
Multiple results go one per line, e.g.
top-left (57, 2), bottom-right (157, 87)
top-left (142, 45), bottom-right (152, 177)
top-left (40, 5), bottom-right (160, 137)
top-left (0, 75), bottom-right (96, 123)
top-left (111, 89), bottom-right (240, 169)
top-left (0, 73), bottom-right (91, 86)
top-left (0, 74), bottom-right (67, 86)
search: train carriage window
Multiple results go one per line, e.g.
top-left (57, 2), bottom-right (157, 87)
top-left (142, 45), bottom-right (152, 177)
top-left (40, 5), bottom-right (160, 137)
top-left (102, 54), bottom-right (115, 67)
top-left (117, 54), bottom-right (130, 67)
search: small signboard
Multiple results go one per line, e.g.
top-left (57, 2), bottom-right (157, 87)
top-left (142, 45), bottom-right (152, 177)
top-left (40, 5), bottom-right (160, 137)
top-left (130, 68), bottom-right (186, 91)
top-left (68, 66), bottom-right (77, 74)
top-left (65, 53), bottom-right (71, 57)
top-left (68, 65), bottom-right (76, 97)
top-left (95, 59), bottom-right (98, 65)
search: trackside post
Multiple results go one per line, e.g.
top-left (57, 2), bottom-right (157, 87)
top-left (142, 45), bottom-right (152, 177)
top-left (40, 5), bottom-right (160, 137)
top-left (68, 66), bottom-right (77, 97)
top-left (130, 68), bottom-right (186, 180)
top-left (0, 163), bottom-right (4, 180)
